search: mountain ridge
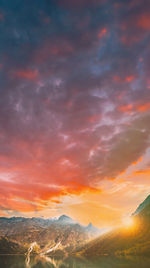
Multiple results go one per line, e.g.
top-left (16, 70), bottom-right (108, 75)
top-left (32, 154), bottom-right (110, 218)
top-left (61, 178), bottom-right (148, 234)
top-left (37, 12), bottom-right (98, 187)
top-left (0, 214), bottom-right (100, 255)
top-left (1, 194), bottom-right (150, 257)
top-left (133, 195), bottom-right (150, 217)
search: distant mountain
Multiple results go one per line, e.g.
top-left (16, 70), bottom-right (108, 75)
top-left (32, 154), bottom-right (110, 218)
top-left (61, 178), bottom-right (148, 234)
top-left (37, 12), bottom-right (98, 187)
top-left (77, 194), bottom-right (150, 257)
top-left (85, 223), bottom-right (101, 236)
top-left (57, 215), bottom-right (75, 224)
top-left (0, 215), bottom-right (100, 255)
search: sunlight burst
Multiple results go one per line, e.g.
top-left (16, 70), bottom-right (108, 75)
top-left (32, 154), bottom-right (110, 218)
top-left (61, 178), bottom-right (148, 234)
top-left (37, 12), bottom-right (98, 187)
top-left (122, 217), bottom-right (134, 228)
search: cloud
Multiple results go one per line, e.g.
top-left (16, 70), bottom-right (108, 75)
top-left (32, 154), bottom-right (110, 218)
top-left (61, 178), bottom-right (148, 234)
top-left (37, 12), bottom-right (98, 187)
top-left (0, 0), bottom-right (150, 219)
top-left (100, 115), bottom-right (150, 179)
top-left (13, 69), bottom-right (39, 81)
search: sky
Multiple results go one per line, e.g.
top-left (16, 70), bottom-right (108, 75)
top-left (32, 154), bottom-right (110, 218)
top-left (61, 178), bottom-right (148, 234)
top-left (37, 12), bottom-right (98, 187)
top-left (0, 0), bottom-right (150, 228)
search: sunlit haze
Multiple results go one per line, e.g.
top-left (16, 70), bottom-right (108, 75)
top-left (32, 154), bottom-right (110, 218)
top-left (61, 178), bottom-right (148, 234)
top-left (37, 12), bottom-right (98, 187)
top-left (122, 216), bottom-right (134, 228)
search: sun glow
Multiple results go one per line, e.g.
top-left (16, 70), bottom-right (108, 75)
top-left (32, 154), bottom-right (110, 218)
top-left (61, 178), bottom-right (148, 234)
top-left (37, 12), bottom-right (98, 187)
top-left (122, 216), bottom-right (134, 228)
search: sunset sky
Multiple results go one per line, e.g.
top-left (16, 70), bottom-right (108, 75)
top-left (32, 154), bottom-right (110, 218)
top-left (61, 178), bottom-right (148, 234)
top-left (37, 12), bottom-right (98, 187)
top-left (0, 0), bottom-right (150, 228)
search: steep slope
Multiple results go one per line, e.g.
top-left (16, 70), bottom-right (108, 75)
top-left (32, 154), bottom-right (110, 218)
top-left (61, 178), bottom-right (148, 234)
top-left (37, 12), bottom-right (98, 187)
top-left (0, 237), bottom-right (26, 254)
top-left (78, 195), bottom-right (150, 257)
top-left (133, 195), bottom-right (150, 217)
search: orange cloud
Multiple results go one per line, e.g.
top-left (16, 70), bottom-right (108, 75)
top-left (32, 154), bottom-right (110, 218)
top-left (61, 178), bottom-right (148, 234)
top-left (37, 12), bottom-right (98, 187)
top-left (137, 14), bottom-right (150, 30)
top-left (14, 69), bottom-right (39, 81)
top-left (119, 11), bottom-right (150, 46)
top-left (137, 102), bottom-right (150, 112)
top-left (118, 102), bottom-right (150, 114)
top-left (108, 177), bottom-right (116, 181)
top-left (125, 75), bottom-right (135, 82)
top-left (87, 114), bottom-right (101, 123)
top-left (0, 146), bottom-right (102, 214)
top-left (132, 156), bottom-right (143, 166)
top-left (118, 104), bottom-right (133, 113)
top-left (114, 75), bottom-right (135, 83)
top-left (65, 181), bottom-right (101, 196)
top-left (98, 28), bottom-right (107, 39)
top-left (0, 180), bottom-right (101, 214)
top-left (51, 200), bottom-right (62, 204)
top-left (134, 169), bottom-right (150, 175)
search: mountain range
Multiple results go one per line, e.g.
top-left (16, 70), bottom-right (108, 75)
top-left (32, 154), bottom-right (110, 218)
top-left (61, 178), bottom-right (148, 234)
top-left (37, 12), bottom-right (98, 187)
top-left (0, 194), bottom-right (150, 257)
top-left (0, 214), bottom-right (100, 255)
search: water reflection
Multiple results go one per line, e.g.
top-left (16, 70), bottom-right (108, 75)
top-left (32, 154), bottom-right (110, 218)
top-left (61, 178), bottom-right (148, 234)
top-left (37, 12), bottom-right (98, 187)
top-left (25, 255), bottom-right (65, 268)
top-left (0, 255), bottom-right (150, 268)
